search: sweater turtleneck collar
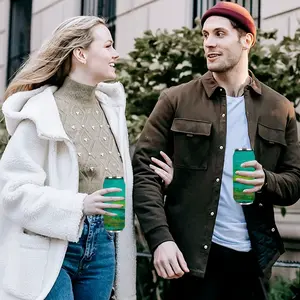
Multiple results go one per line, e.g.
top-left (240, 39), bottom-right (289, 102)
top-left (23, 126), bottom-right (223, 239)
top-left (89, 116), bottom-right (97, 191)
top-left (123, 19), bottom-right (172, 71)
top-left (55, 76), bottom-right (96, 102)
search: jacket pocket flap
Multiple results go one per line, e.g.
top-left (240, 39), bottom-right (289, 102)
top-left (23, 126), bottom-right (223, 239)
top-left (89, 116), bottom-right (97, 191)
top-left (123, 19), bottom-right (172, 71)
top-left (171, 119), bottom-right (212, 136)
top-left (258, 123), bottom-right (286, 146)
top-left (20, 230), bottom-right (50, 250)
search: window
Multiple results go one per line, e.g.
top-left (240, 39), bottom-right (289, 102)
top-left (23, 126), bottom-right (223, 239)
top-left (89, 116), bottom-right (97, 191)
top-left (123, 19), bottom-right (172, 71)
top-left (81, 0), bottom-right (117, 43)
top-left (7, 0), bottom-right (32, 84)
top-left (193, 0), bottom-right (261, 28)
top-left (98, 0), bottom-right (116, 43)
top-left (81, 0), bottom-right (97, 15)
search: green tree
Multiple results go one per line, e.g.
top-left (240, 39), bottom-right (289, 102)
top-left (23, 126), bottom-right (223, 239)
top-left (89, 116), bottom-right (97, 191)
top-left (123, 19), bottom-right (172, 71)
top-left (269, 270), bottom-right (300, 300)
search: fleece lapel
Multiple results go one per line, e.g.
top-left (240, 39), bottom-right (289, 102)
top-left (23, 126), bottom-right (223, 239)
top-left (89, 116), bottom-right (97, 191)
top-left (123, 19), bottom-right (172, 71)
top-left (3, 86), bottom-right (70, 141)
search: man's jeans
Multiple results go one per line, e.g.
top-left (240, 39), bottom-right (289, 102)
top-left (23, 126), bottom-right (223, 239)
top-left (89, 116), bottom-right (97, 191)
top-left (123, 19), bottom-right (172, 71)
top-left (46, 216), bottom-right (115, 300)
top-left (166, 242), bottom-right (267, 300)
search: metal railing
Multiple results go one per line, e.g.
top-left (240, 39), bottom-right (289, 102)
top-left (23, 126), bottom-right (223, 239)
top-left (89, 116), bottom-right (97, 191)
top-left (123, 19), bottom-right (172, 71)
top-left (274, 260), bottom-right (300, 268)
top-left (137, 251), bottom-right (169, 300)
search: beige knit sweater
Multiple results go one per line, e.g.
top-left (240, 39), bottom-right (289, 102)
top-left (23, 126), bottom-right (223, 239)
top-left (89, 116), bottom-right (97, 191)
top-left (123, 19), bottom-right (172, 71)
top-left (54, 77), bottom-right (124, 194)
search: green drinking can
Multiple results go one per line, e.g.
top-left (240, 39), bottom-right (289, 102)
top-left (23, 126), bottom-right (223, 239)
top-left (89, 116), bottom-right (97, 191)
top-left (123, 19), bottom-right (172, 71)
top-left (233, 148), bottom-right (255, 205)
top-left (103, 176), bottom-right (125, 232)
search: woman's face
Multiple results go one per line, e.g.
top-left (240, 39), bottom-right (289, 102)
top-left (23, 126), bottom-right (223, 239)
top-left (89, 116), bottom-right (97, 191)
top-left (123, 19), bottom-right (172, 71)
top-left (80, 24), bottom-right (119, 83)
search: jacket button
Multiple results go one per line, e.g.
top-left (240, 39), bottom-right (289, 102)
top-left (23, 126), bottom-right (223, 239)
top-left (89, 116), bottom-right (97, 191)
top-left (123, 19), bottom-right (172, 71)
top-left (271, 228), bottom-right (275, 232)
top-left (219, 146), bottom-right (224, 150)
top-left (210, 212), bottom-right (215, 216)
top-left (216, 178), bottom-right (220, 182)
top-left (222, 113), bottom-right (225, 118)
top-left (204, 245), bottom-right (208, 250)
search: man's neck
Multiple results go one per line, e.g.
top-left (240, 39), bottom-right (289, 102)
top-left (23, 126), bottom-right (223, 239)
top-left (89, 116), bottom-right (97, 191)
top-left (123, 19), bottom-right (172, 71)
top-left (213, 68), bottom-right (250, 97)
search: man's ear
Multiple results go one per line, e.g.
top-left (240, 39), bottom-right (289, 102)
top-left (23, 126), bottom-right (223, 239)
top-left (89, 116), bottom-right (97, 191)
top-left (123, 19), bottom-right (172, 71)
top-left (241, 33), bottom-right (254, 50)
top-left (73, 48), bottom-right (87, 64)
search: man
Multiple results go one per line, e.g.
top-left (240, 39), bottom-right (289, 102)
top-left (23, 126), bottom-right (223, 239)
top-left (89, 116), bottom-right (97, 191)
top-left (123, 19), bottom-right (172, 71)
top-left (132, 2), bottom-right (300, 300)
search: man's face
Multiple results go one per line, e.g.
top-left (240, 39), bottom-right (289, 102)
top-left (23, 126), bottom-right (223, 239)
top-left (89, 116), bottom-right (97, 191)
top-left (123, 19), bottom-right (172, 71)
top-left (202, 16), bottom-right (244, 73)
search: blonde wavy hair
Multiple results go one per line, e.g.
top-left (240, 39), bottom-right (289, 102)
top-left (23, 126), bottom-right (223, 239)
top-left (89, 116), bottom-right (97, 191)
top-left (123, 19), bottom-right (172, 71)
top-left (4, 16), bottom-right (106, 100)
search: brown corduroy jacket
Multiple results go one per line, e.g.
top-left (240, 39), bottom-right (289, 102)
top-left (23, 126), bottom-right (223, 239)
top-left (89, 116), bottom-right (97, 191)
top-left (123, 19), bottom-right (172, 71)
top-left (132, 71), bottom-right (300, 278)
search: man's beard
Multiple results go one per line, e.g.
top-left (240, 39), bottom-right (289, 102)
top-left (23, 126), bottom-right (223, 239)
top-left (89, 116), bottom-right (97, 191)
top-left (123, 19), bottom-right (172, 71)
top-left (208, 64), bottom-right (233, 73)
top-left (207, 55), bottom-right (240, 73)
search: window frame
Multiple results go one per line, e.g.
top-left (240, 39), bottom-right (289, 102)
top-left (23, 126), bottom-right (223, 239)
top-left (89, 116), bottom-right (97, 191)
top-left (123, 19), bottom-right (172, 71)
top-left (6, 0), bottom-right (32, 84)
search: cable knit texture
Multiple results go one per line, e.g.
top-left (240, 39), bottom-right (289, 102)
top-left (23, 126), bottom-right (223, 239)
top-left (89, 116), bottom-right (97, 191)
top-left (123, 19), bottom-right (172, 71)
top-left (0, 82), bottom-right (136, 300)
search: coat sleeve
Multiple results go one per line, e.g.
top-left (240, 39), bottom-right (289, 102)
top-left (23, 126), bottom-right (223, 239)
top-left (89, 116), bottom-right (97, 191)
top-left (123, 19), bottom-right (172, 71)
top-left (0, 119), bottom-right (86, 242)
top-left (262, 102), bottom-right (300, 206)
top-left (132, 91), bottom-right (175, 252)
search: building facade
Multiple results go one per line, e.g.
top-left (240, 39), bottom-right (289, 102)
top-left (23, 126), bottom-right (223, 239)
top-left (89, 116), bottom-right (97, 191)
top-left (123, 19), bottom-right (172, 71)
top-left (1, 0), bottom-right (300, 96)
top-left (0, 0), bottom-right (300, 278)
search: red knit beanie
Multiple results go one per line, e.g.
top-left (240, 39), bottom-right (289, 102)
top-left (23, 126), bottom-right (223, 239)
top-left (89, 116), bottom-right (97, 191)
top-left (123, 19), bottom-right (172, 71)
top-left (201, 2), bottom-right (256, 44)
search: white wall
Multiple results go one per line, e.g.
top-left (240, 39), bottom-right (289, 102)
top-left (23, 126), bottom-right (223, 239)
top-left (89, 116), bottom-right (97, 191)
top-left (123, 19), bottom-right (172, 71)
top-left (115, 0), bottom-right (193, 58)
top-left (261, 0), bottom-right (300, 41)
top-left (31, 0), bottom-right (81, 52)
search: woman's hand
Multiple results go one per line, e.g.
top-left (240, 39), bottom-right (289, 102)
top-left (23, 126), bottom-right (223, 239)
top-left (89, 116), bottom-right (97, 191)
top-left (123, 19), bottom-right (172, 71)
top-left (150, 151), bottom-right (173, 188)
top-left (83, 188), bottom-right (124, 216)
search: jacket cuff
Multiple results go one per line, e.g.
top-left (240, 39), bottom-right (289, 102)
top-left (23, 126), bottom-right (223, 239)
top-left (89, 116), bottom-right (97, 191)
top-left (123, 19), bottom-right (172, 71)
top-left (262, 169), bottom-right (276, 193)
top-left (66, 193), bottom-right (87, 242)
top-left (146, 225), bottom-right (174, 253)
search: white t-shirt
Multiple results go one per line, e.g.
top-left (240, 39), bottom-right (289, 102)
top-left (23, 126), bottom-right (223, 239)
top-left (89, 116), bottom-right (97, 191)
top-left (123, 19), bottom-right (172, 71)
top-left (212, 95), bottom-right (251, 252)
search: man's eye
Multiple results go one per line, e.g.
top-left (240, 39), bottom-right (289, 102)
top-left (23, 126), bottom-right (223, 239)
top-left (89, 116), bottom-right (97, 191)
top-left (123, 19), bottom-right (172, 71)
top-left (217, 32), bottom-right (224, 37)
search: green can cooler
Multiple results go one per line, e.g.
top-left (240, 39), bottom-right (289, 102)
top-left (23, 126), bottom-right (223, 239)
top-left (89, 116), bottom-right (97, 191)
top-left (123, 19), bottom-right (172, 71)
top-left (233, 148), bottom-right (255, 205)
top-left (103, 176), bottom-right (126, 232)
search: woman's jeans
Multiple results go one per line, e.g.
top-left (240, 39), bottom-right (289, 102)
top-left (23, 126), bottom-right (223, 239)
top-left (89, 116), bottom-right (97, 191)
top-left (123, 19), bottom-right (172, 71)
top-left (46, 216), bottom-right (115, 300)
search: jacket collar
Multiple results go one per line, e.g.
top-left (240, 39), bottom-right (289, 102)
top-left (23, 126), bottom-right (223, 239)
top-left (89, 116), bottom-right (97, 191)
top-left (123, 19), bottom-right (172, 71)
top-left (3, 81), bottom-right (126, 141)
top-left (2, 86), bottom-right (66, 140)
top-left (201, 70), bottom-right (262, 98)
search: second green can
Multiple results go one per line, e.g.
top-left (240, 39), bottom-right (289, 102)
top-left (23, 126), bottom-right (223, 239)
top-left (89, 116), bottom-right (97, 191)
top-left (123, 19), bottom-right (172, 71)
top-left (233, 148), bottom-right (255, 205)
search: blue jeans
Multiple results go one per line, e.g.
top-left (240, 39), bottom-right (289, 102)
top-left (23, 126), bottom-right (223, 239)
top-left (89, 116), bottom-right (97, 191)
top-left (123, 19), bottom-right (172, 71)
top-left (46, 216), bottom-right (115, 300)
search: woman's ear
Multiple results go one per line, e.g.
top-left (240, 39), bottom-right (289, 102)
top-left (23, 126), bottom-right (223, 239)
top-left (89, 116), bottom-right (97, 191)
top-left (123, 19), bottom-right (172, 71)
top-left (72, 48), bottom-right (87, 64)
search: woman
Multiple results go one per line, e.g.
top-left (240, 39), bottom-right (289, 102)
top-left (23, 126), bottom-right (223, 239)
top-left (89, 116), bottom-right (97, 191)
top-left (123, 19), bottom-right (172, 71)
top-left (0, 16), bottom-right (172, 300)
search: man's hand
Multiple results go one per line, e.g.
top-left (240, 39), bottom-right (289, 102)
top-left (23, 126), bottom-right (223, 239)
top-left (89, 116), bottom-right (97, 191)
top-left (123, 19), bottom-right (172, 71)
top-left (153, 241), bottom-right (189, 279)
top-left (235, 160), bottom-right (265, 193)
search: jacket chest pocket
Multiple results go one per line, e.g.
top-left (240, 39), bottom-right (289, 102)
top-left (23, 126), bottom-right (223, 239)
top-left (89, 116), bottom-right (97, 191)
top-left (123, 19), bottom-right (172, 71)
top-left (256, 122), bottom-right (286, 170)
top-left (171, 118), bottom-right (212, 170)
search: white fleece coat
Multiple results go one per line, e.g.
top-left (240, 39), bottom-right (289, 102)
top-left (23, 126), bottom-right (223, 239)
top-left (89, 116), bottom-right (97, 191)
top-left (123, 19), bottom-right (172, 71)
top-left (0, 83), bottom-right (136, 300)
